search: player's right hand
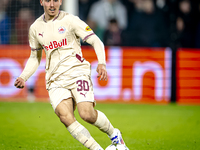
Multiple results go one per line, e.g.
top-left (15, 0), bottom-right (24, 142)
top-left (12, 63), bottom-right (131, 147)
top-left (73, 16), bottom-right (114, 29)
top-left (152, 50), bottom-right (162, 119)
top-left (14, 77), bottom-right (25, 89)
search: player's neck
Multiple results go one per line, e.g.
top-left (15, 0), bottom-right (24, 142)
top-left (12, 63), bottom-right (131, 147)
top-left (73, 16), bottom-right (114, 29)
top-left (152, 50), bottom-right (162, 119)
top-left (44, 11), bottom-right (60, 21)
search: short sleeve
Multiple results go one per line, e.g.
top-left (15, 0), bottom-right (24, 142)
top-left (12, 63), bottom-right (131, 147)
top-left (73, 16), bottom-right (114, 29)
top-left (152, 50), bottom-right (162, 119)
top-left (70, 15), bottom-right (94, 42)
top-left (29, 25), bottom-right (42, 50)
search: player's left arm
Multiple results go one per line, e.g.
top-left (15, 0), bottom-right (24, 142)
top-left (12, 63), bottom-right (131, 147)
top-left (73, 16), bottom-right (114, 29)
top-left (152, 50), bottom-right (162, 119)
top-left (71, 15), bottom-right (107, 80)
top-left (86, 35), bottom-right (107, 81)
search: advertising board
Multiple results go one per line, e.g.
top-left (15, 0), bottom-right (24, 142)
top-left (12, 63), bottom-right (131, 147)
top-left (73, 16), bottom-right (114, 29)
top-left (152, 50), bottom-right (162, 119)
top-left (0, 46), bottom-right (171, 103)
top-left (176, 48), bottom-right (200, 104)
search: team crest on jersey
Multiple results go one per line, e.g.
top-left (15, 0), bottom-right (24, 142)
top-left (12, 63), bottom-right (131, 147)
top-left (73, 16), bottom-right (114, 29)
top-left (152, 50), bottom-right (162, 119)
top-left (58, 26), bottom-right (66, 34)
top-left (85, 26), bottom-right (92, 31)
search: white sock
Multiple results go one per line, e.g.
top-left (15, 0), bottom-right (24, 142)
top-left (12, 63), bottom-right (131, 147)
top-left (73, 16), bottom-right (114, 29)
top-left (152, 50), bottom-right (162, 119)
top-left (93, 110), bottom-right (114, 136)
top-left (67, 121), bottom-right (103, 150)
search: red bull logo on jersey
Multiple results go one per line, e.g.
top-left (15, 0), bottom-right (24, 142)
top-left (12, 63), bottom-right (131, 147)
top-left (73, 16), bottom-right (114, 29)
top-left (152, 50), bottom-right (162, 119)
top-left (58, 26), bottom-right (66, 34)
top-left (43, 38), bottom-right (67, 51)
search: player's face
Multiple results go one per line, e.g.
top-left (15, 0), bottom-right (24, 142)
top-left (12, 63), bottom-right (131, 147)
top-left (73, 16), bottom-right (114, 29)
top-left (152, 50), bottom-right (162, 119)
top-left (40, 0), bottom-right (62, 20)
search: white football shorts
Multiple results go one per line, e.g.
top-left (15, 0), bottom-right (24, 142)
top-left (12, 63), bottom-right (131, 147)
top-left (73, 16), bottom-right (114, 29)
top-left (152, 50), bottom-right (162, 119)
top-left (48, 76), bottom-right (95, 111)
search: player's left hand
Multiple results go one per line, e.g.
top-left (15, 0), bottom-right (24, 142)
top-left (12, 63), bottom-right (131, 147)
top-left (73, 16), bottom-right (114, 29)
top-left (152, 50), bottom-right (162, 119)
top-left (96, 64), bottom-right (107, 81)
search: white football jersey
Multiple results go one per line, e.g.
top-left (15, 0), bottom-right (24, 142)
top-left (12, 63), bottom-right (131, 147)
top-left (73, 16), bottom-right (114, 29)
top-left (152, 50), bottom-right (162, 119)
top-left (29, 11), bottom-right (95, 89)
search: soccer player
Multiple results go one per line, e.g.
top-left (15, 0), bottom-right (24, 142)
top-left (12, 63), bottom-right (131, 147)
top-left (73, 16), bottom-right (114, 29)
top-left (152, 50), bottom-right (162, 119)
top-left (14, 0), bottom-right (129, 150)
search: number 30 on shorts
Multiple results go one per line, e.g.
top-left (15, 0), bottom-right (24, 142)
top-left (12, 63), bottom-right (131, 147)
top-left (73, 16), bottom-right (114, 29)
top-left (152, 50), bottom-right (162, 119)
top-left (76, 80), bottom-right (89, 91)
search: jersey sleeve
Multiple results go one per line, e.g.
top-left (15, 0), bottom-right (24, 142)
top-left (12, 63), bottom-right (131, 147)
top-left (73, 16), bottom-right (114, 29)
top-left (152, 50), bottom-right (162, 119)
top-left (29, 25), bottom-right (43, 50)
top-left (86, 34), bottom-right (106, 65)
top-left (19, 50), bottom-right (42, 81)
top-left (70, 15), bottom-right (94, 42)
top-left (19, 25), bottom-right (43, 81)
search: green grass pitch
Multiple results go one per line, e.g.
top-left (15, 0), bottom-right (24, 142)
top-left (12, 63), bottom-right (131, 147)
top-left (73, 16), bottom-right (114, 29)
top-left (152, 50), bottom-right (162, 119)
top-left (0, 102), bottom-right (200, 150)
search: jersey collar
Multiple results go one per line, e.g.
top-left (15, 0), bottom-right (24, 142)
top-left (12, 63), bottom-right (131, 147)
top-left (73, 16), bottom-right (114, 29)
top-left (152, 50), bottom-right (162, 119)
top-left (43, 11), bottom-right (61, 23)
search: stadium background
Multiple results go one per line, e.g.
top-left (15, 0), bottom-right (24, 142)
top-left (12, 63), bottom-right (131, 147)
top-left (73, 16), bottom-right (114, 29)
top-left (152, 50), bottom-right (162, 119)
top-left (0, 0), bottom-right (200, 105)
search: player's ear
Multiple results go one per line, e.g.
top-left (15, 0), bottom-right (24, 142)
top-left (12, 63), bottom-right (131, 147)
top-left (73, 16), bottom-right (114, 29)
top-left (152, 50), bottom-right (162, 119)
top-left (60, 0), bottom-right (62, 5)
top-left (40, 0), bottom-right (43, 6)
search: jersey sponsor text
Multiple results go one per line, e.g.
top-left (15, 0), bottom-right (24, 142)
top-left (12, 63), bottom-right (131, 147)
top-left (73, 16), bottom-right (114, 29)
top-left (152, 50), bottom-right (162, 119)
top-left (43, 38), bottom-right (67, 51)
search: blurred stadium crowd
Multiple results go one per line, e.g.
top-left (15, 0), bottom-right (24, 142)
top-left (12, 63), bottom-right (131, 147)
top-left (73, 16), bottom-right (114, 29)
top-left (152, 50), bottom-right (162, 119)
top-left (0, 0), bottom-right (200, 48)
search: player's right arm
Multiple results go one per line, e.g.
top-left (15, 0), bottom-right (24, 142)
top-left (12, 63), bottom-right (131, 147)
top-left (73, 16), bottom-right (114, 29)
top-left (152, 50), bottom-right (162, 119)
top-left (14, 49), bottom-right (42, 89)
top-left (14, 24), bottom-right (43, 89)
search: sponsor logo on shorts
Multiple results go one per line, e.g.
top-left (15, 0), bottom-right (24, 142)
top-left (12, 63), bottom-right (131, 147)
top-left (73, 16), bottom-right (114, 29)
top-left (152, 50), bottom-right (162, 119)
top-left (58, 26), bottom-right (66, 34)
top-left (43, 38), bottom-right (67, 51)
top-left (80, 92), bottom-right (87, 97)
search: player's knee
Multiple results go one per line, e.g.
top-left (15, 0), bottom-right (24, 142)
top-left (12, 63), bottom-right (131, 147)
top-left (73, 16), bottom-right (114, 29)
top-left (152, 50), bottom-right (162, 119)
top-left (59, 115), bottom-right (67, 124)
top-left (59, 114), bottom-right (75, 127)
top-left (79, 110), bottom-right (96, 124)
